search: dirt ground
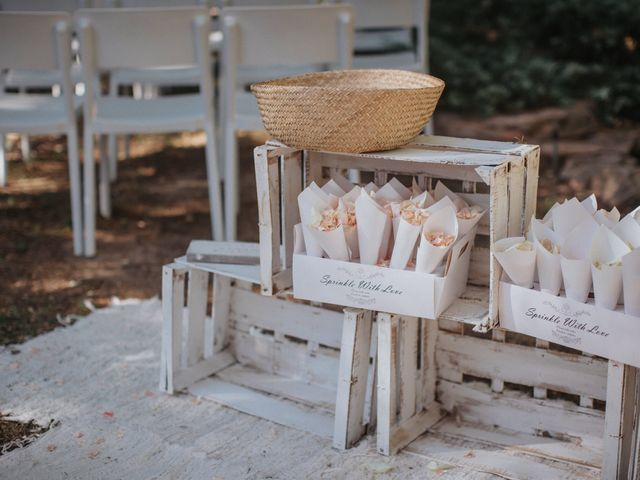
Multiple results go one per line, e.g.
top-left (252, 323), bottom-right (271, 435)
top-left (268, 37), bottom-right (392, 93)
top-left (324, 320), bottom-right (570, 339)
top-left (1, 108), bottom-right (639, 347)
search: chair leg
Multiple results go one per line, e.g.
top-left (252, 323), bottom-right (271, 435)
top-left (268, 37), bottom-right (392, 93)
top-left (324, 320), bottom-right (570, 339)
top-left (223, 124), bottom-right (237, 241)
top-left (67, 127), bottom-right (84, 256)
top-left (21, 134), bottom-right (30, 163)
top-left (204, 122), bottom-right (225, 241)
top-left (123, 135), bottom-right (130, 162)
top-left (107, 80), bottom-right (119, 182)
top-left (83, 129), bottom-right (96, 257)
top-left (99, 134), bottom-right (112, 219)
top-left (0, 134), bottom-right (6, 187)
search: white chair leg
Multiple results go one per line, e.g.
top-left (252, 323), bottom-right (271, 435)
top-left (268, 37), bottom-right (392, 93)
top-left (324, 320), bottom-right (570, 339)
top-left (67, 127), bottom-right (84, 256)
top-left (83, 129), bottom-right (96, 257)
top-left (21, 134), bottom-right (30, 163)
top-left (107, 80), bottom-right (118, 182)
top-left (123, 135), bottom-right (130, 162)
top-left (424, 119), bottom-right (434, 136)
top-left (204, 122), bottom-right (225, 241)
top-left (98, 134), bottom-right (112, 218)
top-left (223, 125), bottom-right (237, 241)
top-left (0, 134), bottom-right (6, 187)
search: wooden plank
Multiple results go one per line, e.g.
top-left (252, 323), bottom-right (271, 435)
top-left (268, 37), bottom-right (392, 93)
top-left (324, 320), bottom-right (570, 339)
top-left (173, 349), bottom-right (236, 392)
top-left (333, 309), bottom-right (372, 450)
top-left (190, 377), bottom-right (334, 438)
top-left (534, 339), bottom-right (549, 400)
top-left (439, 286), bottom-right (489, 329)
top-left (230, 288), bottom-right (343, 349)
top-left (436, 332), bottom-right (608, 401)
top-left (254, 145), bottom-right (280, 295)
top-left (602, 362), bottom-right (638, 479)
top-left (377, 312), bottom-right (399, 455)
top-left (216, 363), bottom-right (336, 411)
top-left (186, 268), bottom-right (208, 367)
top-left (469, 246), bottom-right (490, 287)
top-left (438, 380), bottom-right (605, 439)
top-left (389, 404), bottom-right (445, 455)
top-left (398, 316), bottom-right (418, 422)
top-left (488, 162), bottom-right (510, 325)
top-left (364, 318), bottom-right (378, 434)
top-left (434, 420), bottom-right (603, 469)
top-left (212, 275), bottom-right (232, 353)
top-left (421, 318), bottom-right (438, 407)
top-left (523, 147), bottom-right (541, 233)
top-left (232, 330), bottom-right (340, 388)
top-left (174, 256), bottom-right (261, 285)
top-left (160, 263), bottom-right (186, 393)
top-left (410, 135), bottom-right (537, 156)
top-left (281, 151), bottom-right (302, 270)
top-left (490, 329), bottom-right (505, 393)
top-left (507, 159), bottom-right (526, 236)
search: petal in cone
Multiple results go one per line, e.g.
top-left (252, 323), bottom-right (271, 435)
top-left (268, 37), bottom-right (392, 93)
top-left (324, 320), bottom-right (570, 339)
top-left (415, 206), bottom-right (458, 274)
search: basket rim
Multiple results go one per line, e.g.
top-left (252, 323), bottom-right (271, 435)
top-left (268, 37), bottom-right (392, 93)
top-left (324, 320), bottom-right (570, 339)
top-left (250, 69), bottom-right (445, 93)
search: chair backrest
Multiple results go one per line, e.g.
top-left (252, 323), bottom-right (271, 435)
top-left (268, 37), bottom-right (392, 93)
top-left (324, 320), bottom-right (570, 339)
top-left (106, 0), bottom-right (209, 7)
top-left (75, 6), bottom-right (209, 69)
top-left (0, 0), bottom-right (81, 12)
top-left (221, 4), bottom-right (353, 68)
top-left (347, 0), bottom-right (422, 29)
top-left (0, 12), bottom-right (71, 70)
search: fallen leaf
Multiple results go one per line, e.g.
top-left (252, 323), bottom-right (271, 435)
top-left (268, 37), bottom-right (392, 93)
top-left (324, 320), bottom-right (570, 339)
top-left (364, 462), bottom-right (394, 474)
top-left (30, 347), bottom-right (41, 354)
top-left (102, 411), bottom-right (114, 418)
top-left (47, 444), bottom-right (57, 452)
top-left (9, 362), bottom-right (19, 370)
top-left (464, 450), bottom-right (475, 458)
top-left (116, 430), bottom-right (125, 439)
top-left (427, 460), bottom-right (456, 475)
top-left (95, 437), bottom-right (105, 445)
top-left (74, 432), bottom-right (84, 439)
top-left (144, 390), bottom-right (155, 397)
top-left (88, 450), bottom-right (100, 459)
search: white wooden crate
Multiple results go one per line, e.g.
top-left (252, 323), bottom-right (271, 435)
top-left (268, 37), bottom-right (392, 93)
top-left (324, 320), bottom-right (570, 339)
top-left (159, 260), bottom-right (377, 449)
top-left (254, 134), bottom-right (540, 332)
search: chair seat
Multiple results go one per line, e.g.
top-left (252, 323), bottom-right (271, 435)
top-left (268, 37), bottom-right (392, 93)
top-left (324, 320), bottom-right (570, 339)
top-left (0, 95), bottom-right (79, 134)
top-left (4, 64), bottom-right (83, 88)
top-left (353, 51), bottom-right (421, 71)
top-left (110, 66), bottom-right (202, 88)
top-left (92, 94), bottom-right (206, 134)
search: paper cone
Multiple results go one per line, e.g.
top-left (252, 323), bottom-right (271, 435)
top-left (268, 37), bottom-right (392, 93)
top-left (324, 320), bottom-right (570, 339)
top-left (411, 178), bottom-right (422, 197)
top-left (457, 206), bottom-right (486, 237)
top-left (415, 206), bottom-right (458, 274)
top-left (552, 197), bottom-right (593, 241)
top-left (559, 216), bottom-right (598, 302)
top-left (298, 182), bottom-right (331, 257)
top-left (542, 200), bottom-right (561, 227)
top-left (338, 198), bottom-right (358, 260)
top-left (434, 181), bottom-right (468, 211)
top-left (387, 177), bottom-right (412, 200)
top-left (363, 182), bottom-right (379, 194)
top-left (330, 173), bottom-right (354, 194)
top-left (389, 216), bottom-right (423, 270)
top-left (590, 225), bottom-right (631, 310)
top-left (321, 179), bottom-right (346, 198)
top-left (531, 219), bottom-right (562, 295)
top-left (425, 196), bottom-right (457, 214)
top-left (342, 185), bottom-right (361, 204)
top-left (412, 189), bottom-right (435, 208)
top-left (493, 237), bottom-right (537, 288)
top-left (613, 214), bottom-right (640, 249)
top-left (375, 180), bottom-right (408, 205)
top-left (355, 190), bottom-right (391, 265)
top-left (594, 207), bottom-right (620, 228)
top-left (308, 225), bottom-right (350, 262)
top-left (623, 248), bottom-right (640, 316)
top-left (581, 194), bottom-right (597, 215)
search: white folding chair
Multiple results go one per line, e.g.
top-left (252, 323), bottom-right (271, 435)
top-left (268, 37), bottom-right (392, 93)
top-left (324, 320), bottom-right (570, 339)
top-left (220, 4), bottom-right (353, 240)
top-left (76, 7), bottom-right (224, 256)
top-left (0, 12), bottom-right (83, 256)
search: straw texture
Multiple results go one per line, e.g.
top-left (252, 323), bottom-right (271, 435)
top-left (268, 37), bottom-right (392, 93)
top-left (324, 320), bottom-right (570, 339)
top-left (251, 69), bottom-right (445, 153)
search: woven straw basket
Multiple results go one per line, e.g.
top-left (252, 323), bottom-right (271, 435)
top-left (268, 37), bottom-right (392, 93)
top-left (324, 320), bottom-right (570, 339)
top-left (251, 69), bottom-right (445, 153)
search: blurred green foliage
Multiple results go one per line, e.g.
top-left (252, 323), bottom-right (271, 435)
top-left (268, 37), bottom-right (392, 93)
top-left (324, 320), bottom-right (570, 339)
top-left (429, 0), bottom-right (640, 122)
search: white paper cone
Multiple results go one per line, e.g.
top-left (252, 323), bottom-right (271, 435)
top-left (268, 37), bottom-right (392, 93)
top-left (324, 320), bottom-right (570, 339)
top-left (581, 194), bottom-right (597, 215)
top-left (613, 214), bottom-right (640, 249)
top-left (590, 225), bottom-right (631, 310)
top-left (457, 207), bottom-right (486, 237)
top-left (493, 237), bottom-right (536, 288)
top-left (355, 190), bottom-right (391, 265)
top-left (321, 179), bottom-right (346, 198)
top-left (375, 182), bottom-right (405, 204)
top-left (411, 178), bottom-right (422, 197)
top-left (560, 257), bottom-right (592, 303)
top-left (542, 200), bottom-right (561, 227)
top-left (411, 189), bottom-right (435, 208)
top-left (308, 225), bottom-right (350, 262)
top-left (330, 173), bottom-right (354, 194)
top-left (415, 206), bottom-right (458, 274)
top-left (425, 196), bottom-right (457, 214)
top-left (342, 186), bottom-right (361, 204)
top-left (531, 219), bottom-right (562, 295)
top-left (623, 248), bottom-right (640, 316)
top-left (363, 182), bottom-right (379, 194)
top-left (552, 197), bottom-right (593, 241)
top-left (344, 225), bottom-right (359, 260)
top-left (434, 181), bottom-right (468, 211)
top-left (387, 177), bottom-right (412, 200)
top-left (389, 217), bottom-right (422, 270)
top-left (298, 182), bottom-right (331, 257)
top-left (594, 207), bottom-right (621, 228)
top-left (561, 216), bottom-right (599, 260)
